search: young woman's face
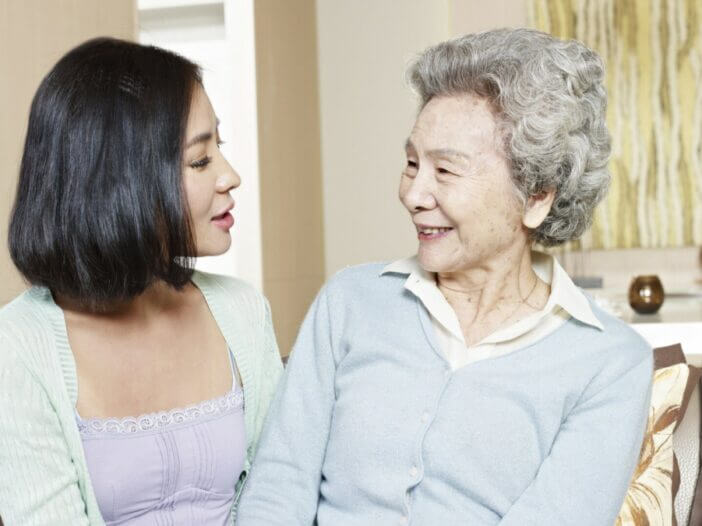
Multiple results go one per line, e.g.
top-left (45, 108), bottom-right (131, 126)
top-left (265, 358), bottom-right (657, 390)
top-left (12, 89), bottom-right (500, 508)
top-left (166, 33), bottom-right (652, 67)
top-left (182, 86), bottom-right (241, 257)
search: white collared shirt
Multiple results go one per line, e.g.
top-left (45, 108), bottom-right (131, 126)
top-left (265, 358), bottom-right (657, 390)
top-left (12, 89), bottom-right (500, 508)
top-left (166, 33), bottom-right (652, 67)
top-left (380, 251), bottom-right (603, 370)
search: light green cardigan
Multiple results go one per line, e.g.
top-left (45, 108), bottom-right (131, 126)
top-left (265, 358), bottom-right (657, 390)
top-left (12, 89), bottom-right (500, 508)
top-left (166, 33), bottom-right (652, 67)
top-left (0, 271), bottom-right (283, 525)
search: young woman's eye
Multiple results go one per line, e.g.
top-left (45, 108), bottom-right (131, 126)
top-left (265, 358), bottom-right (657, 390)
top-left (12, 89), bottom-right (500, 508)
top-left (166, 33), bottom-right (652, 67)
top-left (217, 139), bottom-right (225, 148)
top-left (190, 156), bottom-right (212, 169)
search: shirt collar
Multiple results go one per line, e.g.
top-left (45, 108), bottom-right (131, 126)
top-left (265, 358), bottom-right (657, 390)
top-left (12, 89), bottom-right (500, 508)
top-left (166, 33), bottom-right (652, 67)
top-left (531, 251), bottom-right (603, 331)
top-left (381, 251), bottom-right (604, 332)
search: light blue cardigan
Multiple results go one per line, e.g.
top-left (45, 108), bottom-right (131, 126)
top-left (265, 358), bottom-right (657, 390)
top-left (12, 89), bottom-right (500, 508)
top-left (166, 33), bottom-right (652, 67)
top-left (0, 271), bottom-right (283, 525)
top-left (237, 263), bottom-right (653, 526)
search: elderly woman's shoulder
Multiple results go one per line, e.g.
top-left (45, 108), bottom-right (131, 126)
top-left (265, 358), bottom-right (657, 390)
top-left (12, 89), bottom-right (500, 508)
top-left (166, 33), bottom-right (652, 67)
top-left (325, 262), bottom-right (402, 292)
top-left (312, 262), bottom-right (405, 310)
top-left (581, 299), bottom-right (653, 369)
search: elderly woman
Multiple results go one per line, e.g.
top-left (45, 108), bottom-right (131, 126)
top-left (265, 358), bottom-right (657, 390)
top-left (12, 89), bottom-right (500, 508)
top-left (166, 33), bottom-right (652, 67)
top-left (237, 29), bottom-right (652, 525)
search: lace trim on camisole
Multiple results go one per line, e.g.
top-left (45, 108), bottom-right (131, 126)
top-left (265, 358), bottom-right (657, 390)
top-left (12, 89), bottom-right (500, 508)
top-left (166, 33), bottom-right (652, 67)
top-left (76, 388), bottom-right (244, 435)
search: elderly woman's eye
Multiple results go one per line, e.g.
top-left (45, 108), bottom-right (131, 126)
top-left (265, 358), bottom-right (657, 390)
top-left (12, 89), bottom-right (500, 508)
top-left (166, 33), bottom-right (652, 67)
top-left (406, 160), bottom-right (418, 169)
top-left (437, 167), bottom-right (453, 175)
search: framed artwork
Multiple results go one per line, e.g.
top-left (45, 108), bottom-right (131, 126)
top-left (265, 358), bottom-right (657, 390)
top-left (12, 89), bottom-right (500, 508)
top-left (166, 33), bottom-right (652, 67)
top-left (530, 0), bottom-right (702, 249)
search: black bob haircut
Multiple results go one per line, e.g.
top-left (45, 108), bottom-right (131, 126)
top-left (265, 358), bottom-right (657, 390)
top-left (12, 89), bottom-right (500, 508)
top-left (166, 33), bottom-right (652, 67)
top-left (9, 37), bottom-right (202, 310)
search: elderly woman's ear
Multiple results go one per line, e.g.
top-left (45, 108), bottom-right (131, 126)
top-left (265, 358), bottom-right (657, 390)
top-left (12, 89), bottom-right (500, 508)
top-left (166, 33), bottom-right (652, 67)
top-left (522, 189), bottom-right (556, 229)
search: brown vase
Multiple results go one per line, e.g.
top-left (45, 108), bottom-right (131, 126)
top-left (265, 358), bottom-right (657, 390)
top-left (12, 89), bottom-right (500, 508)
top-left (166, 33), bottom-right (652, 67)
top-left (628, 275), bottom-right (665, 314)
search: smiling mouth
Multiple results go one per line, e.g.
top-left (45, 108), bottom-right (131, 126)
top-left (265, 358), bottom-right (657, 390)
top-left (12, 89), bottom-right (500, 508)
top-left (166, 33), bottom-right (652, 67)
top-left (416, 226), bottom-right (454, 240)
top-left (417, 226), bottom-right (453, 235)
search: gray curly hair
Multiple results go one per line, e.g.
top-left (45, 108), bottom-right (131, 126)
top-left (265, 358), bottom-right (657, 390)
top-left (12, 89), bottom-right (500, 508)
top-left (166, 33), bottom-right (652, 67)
top-left (407, 28), bottom-right (611, 246)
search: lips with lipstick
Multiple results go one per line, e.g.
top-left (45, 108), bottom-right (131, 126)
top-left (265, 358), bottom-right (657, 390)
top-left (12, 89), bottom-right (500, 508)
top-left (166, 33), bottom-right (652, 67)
top-left (211, 203), bottom-right (235, 231)
top-left (416, 224), bottom-right (454, 240)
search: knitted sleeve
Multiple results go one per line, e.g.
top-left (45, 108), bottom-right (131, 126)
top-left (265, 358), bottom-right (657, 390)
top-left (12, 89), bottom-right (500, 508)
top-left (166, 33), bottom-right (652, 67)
top-left (0, 343), bottom-right (90, 525)
top-left (236, 286), bottom-right (336, 525)
top-left (248, 297), bottom-right (284, 458)
top-left (498, 337), bottom-right (653, 526)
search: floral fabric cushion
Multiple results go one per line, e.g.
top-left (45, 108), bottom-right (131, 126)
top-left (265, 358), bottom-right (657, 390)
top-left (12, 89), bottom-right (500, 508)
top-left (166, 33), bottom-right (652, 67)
top-left (616, 344), bottom-right (700, 526)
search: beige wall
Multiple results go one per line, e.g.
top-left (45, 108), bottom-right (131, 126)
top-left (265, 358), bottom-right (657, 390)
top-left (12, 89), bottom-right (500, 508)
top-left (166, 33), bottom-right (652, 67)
top-left (258, 0), bottom-right (455, 352)
top-left (0, 0), bottom-right (136, 305)
top-left (255, 0), bottom-right (326, 356)
top-left (450, 0), bottom-right (528, 35)
top-left (317, 0), bottom-right (451, 276)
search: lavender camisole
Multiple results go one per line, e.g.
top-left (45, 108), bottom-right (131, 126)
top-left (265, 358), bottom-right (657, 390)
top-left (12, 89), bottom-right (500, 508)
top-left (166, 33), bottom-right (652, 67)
top-left (76, 351), bottom-right (245, 525)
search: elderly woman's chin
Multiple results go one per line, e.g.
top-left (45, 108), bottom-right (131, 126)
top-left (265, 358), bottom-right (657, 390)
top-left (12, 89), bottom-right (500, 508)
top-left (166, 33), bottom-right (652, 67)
top-left (415, 241), bottom-right (464, 274)
top-left (414, 224), bottom-right (520, 274)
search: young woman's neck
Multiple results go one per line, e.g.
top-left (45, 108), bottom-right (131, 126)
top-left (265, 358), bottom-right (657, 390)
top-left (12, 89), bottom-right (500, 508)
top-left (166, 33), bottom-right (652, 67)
top-left (54, 280), bottom-right (191, 321)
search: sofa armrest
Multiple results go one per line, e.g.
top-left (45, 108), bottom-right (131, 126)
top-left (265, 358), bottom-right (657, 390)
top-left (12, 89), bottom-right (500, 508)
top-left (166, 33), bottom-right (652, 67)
top-left (674, 354), bottom-right (702, 525)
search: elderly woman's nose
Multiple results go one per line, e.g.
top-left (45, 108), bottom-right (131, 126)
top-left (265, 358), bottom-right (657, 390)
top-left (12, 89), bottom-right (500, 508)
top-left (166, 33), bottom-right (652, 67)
top-left (403, 175), bottom-right (436, 211)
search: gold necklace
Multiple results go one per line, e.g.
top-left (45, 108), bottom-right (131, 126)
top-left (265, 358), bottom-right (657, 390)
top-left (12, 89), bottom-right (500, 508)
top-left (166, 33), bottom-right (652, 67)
top-left (438, 275), bottom-right (541, 327)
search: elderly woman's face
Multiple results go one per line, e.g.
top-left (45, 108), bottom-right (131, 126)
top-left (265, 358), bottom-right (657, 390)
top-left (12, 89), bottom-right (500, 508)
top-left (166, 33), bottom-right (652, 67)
top-left (400, 94), bottom-right (527, 273)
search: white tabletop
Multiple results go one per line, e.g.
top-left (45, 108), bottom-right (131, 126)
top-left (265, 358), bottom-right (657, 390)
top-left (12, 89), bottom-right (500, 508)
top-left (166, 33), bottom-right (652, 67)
top-left (590, 290), bottom-right (702, 357)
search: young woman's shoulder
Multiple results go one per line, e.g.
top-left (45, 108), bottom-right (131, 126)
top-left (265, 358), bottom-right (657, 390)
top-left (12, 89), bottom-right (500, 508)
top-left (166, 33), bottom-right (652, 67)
top-left (0, 287), bottom-right (60, 385)
top-left (0, 288), bottom-right (53, 348)
top-left (191, 270), bottom-right (268, 322)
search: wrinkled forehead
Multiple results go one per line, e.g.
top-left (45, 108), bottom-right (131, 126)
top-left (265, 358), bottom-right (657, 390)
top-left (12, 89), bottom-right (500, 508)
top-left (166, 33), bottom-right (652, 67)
top-left (408, 94), bottom-right (504, 155)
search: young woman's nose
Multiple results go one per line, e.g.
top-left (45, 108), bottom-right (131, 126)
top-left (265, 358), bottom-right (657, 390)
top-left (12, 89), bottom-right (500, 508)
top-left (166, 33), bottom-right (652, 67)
top-left (216, 157), bottom-right (241, 193)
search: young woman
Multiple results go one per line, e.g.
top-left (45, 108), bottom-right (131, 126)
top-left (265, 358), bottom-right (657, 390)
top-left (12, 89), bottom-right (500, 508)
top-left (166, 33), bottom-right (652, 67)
top-left (0, 38), bottom-right (282, 525)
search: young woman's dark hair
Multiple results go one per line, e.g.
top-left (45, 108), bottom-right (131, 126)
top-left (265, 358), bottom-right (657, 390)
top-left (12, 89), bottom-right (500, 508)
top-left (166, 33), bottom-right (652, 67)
top-left (9, 37), bottom-right (202, 310)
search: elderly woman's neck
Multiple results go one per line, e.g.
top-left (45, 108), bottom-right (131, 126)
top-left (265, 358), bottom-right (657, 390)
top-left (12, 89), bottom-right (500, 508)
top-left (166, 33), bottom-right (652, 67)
top-left (436, 243), bottom-right (538, 293)
top-left (435, 245), bottom-right (550, 344)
